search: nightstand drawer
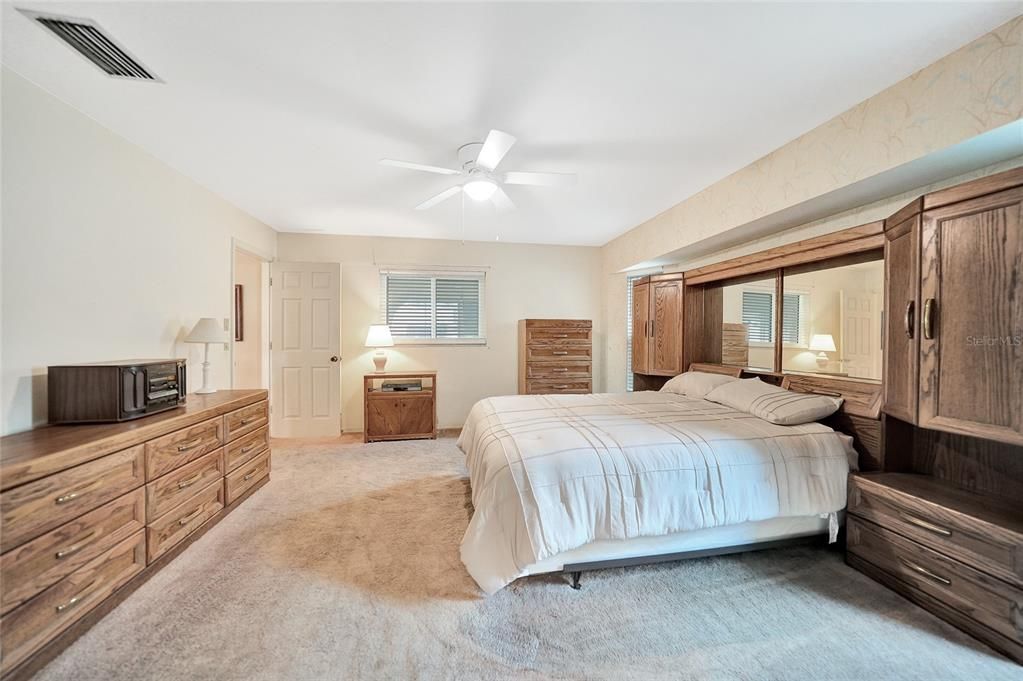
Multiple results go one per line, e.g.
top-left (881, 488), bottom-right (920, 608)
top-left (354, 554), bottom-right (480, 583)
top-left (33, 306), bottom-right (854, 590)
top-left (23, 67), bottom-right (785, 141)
top-left (848, 516), bottom-right (1023, 648)
top-left (849, 475), bottom-right (1023, 587)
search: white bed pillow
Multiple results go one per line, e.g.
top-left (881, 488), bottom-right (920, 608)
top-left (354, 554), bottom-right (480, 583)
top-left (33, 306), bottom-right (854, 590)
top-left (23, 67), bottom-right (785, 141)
top-left (704, 378), bottom-right (843, 425)
top-left (660, 371), bottom-right (738, 398)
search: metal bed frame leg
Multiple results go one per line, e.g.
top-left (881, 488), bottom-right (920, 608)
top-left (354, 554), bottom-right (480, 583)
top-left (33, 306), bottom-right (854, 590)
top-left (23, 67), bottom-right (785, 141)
top-left (569, 571), bottom-right (581, 590)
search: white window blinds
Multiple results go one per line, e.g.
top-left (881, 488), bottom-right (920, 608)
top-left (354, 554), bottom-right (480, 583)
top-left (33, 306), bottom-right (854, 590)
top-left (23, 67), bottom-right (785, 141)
top-left (380, 270), bottom-right (485, 343)
top-left (741, 289), bottom-right (808, 345)
top-left (625, 274), bottom-right (644, 391)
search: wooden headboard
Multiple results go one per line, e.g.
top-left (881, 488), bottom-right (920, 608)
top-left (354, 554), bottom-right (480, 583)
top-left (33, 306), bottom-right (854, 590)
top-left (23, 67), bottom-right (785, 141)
top-left (780, 374), bottom-right (882, 471)
top-left (688, 363), bottom-right (742, 378)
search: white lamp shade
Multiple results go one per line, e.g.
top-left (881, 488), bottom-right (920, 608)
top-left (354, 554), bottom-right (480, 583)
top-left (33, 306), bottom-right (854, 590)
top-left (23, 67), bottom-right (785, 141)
top-left (809, 334), bottom-right (837, 353)
top-left (365, 324), bottom-right (394, 348)
top-left (185, 317), bottom-right (227, 344)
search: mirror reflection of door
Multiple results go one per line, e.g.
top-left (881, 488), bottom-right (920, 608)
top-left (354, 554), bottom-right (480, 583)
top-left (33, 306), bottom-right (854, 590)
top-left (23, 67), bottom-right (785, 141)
top-left (841, 290), bottom-right (882, 379)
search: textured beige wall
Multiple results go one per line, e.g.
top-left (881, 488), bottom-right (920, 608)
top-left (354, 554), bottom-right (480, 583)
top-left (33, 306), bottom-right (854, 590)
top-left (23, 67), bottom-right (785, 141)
top-left (602, 15), bottom-right (1022, 275)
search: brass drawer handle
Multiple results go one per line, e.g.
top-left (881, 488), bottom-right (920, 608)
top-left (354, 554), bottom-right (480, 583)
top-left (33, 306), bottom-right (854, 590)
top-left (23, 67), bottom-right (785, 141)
top-left (553, 368), bottom-right (569, 372)
top-left (177, 471), bottom-right (204, 489)
top-left (553, 385), bottom-right (570, 389)
top-left (904, 301), bottom-right (915, 339)
top-left (243, 469), bottom-right (259, 481)
top-left (900, 559), bottom-right (951, 586)
top-left (178, 505), bottom-right (205, 526)
top-left (55, 530), bottom-right (97, 559)
top-left (176, 437), bottom-right (204, 452)
top-left (55, 579), bottom-right (100, 613)
top-left (901, 513), bottom-right (952, 537)
top-left (55, 480), bottom-right (100, 505)
top-left (240, 442), bottom-right (259, 454)
top-left (552, 351), bottom-right (569, 356)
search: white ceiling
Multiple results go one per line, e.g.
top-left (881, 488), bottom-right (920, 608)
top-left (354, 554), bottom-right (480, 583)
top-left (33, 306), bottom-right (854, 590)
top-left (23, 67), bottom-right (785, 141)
top-left (3, 2), bottom-right (1019, 246)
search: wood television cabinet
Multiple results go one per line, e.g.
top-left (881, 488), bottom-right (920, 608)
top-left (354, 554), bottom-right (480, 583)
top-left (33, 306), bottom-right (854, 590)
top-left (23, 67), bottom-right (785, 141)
top-left (0, 389), bottom-right (271, 680)
top-left (363, 372), bottom-right (437, 443)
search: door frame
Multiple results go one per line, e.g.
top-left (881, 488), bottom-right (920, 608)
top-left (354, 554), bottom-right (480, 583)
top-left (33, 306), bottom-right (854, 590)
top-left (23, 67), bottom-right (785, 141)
top-left (230, 238), bottom-right (273, 391)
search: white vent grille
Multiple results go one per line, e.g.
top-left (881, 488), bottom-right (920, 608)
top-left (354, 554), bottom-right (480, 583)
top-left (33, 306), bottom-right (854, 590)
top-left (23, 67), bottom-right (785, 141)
top-left (21, 10), bottom-right (160, 81)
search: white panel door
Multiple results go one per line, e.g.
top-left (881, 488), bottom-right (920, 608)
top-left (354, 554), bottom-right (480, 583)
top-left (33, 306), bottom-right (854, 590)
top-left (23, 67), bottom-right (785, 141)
top-left (270, 262), bottom-right (341, 437)
top-left (840, 290), bottom-right (881, 379)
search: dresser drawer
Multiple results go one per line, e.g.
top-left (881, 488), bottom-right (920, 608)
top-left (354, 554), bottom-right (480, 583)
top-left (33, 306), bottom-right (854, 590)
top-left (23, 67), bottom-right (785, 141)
top-left (145, 416), bottom-right (223, 480)
top-left (146, 448), bottom-right (225, 521)
top-left (525, 345), bottom-right (592, 362)
top-left (526, 362), bottom-right (592, 379)
top-left (225, 426), bottom-right (268, 472)
top-left (146, 480), bottom-right (224, 563)
top-left (849, 475), bottom-right (1023, 587)
top-left (0, 530), bottom-right (145, 675)
top-left (225, 450), bottom-right (271, 504)
top-left (0, 445), bottom-right (145, 552)
top-left (848, 516), bottom-right (1023, 647)
top-left (524, 379), bottom-right (592, 395)
top-left (225, 401), bottom-right (268, 442)
top-left (0, 489), bottom-right (145, 615)
top-left (526, 328), bottom-right (591, 345)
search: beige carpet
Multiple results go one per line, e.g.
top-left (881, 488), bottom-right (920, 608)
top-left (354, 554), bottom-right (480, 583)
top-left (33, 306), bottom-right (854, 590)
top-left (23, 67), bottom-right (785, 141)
top-left (35, 437), bottom-right (1019, 681)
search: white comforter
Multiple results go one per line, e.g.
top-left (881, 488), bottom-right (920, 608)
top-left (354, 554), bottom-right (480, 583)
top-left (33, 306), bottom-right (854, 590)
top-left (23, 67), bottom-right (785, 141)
top-left (457, 391), bottom-right (853, 593)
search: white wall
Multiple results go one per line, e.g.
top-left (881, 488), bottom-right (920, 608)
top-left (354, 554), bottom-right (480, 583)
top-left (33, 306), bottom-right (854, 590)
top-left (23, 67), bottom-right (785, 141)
top-left (232, 249), bottom-right (265, 389)
top-left (1, 69), bottom-right (278, 434)
top-left (276, 233), bottom-right (603, 431)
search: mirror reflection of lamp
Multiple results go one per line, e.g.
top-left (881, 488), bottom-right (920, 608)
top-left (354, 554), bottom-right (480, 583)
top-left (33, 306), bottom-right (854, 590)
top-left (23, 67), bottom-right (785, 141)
top-left (365, 324), bottom-right (394, 372)
top-left (810, 334), bottom-right (837, 369)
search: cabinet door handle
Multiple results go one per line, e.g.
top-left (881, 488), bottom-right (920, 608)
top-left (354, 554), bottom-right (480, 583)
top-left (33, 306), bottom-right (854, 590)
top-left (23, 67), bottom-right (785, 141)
top-left (176, 437), bottom-right (204, 452)
top-left (900, 558), bottom-right (951, 586)
top-left (901, 513), bottom-right (951, 536)
top-left (55, 530), bottom-right (98, 559)
top-left (922, 298), bottom-right (936, 340)
top-left (904, 300), bottom-right (915, 339)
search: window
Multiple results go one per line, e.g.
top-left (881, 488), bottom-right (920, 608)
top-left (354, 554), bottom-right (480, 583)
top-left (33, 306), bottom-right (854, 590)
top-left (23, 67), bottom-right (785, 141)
top-left (741, 289), bottom-right (808, 345)
top-left (380, 270), bottom-right (485, 343)
top-left (625, 274), bottom-right (644, 390)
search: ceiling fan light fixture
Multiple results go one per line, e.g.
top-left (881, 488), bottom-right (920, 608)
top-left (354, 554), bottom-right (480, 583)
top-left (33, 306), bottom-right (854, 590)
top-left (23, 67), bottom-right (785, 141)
top-left (463, 178), bottom-right (497, 201)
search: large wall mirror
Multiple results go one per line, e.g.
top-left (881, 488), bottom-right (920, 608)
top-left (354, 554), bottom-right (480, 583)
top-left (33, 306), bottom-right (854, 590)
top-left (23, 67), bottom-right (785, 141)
top-left (719, 274), bottom-right (777, 372)
top-left (782, 254), bottom-right (884, 381)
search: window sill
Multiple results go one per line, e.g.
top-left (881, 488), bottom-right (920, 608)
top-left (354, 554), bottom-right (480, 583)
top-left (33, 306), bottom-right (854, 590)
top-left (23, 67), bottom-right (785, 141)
top-left (392, 338), bottom-right (487, 347)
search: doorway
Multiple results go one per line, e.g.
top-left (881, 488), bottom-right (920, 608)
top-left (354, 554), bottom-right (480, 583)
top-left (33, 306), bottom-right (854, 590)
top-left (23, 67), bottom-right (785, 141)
top-left (232, 245), bottom-right (271, 390)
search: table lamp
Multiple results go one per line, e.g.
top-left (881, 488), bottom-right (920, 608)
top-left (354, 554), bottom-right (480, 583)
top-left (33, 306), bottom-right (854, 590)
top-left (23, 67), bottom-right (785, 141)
top-left (365, 324), bottom-right (394, 372)
top-left (185, 317), bottom-right (228, 393)
top-left (809, 333), bottom-right (837, 369)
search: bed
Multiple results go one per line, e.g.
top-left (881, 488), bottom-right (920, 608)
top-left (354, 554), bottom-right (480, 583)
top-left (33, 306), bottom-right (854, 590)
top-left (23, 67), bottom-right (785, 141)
top-left (457, 369), bottom-right (869, 594)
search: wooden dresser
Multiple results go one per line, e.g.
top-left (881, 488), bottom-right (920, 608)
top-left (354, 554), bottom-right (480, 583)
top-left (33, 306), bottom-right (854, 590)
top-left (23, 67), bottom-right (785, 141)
top-left (847, 473), bottom-right (1023, 663)
top-left (363, 372), bottom-right (437, 443)
top-left (517, 319), bottom-right (592, 395)
top-left (0, 390), bottom-right (270, 679)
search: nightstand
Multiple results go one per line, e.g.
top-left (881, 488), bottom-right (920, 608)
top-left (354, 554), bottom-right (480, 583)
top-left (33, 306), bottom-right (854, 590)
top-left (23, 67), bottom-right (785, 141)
top-left (363, 371), bottom-right (437, 443)
top-left (846, 472), bottom-right (1023, 663)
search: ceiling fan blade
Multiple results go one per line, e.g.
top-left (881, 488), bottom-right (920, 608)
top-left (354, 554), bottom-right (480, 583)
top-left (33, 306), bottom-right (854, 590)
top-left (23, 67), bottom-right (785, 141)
top-left (503, 171), bottom-right (577, 187)
top-left (491, 186), bottom-right (515, 212)
top-left (415, 186), bottom-right (462, 210)
top-left (476, 130), bottom-right (516, 171)
top-left (380, 159), bottom-right (461, 176)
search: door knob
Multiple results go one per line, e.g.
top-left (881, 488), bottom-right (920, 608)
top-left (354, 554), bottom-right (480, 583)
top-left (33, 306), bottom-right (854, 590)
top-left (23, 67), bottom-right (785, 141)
top-left (330, 356), bottom-right (340, 362)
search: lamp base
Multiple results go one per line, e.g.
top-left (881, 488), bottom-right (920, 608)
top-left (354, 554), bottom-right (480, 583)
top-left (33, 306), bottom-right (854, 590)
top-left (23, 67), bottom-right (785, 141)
top-left (815, 352), bottom-right (829, 369)
top-left (372, 350), bottom-right (388, 372)
top-left (197, 357), bottom-right (217, 393)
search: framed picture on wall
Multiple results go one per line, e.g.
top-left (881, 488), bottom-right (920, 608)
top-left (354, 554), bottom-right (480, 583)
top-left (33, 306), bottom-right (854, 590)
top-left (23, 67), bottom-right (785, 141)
top-left (234, 284), bottom-right (243, 341)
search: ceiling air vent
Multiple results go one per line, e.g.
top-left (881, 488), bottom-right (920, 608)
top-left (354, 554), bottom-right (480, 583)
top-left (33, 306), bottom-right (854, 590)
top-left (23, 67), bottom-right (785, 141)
top-left (19, 10), bottom-right (160, 81)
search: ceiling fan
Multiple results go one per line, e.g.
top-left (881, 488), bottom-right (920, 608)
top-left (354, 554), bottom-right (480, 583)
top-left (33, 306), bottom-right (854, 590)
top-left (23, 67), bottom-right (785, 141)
top-left (380, 130), bottom-right (576, 211)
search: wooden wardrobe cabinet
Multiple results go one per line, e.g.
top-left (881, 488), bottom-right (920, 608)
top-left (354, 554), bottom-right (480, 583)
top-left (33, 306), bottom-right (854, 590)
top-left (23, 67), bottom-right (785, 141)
top-left (631, 274), bottom-right (684, 376)
top-left (882, 167), bottom-right (1023, 447)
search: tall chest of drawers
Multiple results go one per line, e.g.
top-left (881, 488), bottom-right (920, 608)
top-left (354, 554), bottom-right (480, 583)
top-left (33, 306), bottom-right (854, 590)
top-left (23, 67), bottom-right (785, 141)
top-left (517, 319), bottom-right (593, 395)
top-left (0, 390), bottom-right (271, 679)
